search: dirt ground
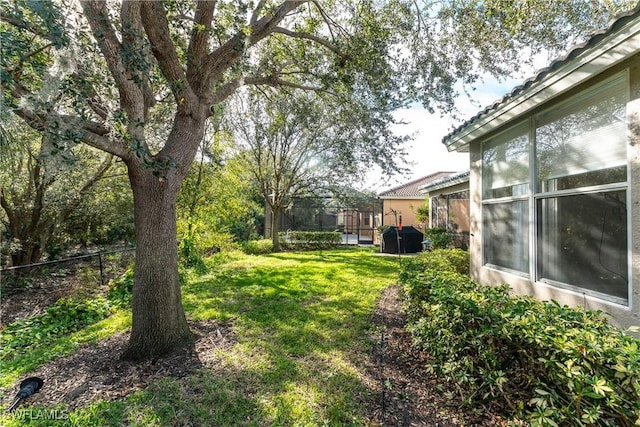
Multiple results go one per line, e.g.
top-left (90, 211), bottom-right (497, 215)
top-left (362, 285), bottom-right (507, 426)
top-left (0, 320), bottom-right (236, 411)
top-left (1, 283), bottom-right (507, 425)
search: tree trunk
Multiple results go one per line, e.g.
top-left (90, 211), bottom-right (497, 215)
top-left (121, 165), bottom-right (193, 361)
top-left (10, 242), bottom-right (42, 267)
top-left (271, 205), bottom-right (281, 252)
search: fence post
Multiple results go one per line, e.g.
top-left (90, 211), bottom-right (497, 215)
top-left (98, 253), bottom-right (104, 287)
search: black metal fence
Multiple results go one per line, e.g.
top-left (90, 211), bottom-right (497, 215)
top-left (0, 247), bottom-right (136, 296)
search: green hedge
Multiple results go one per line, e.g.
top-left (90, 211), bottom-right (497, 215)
top-left (243, 239), bottom-right (274, 255)
top-left (423, 227), bottom-right (454, 249)
top-left (400, 249), bottom-right (640, 425)
top-left (280, 231), bottom-right (342, 251)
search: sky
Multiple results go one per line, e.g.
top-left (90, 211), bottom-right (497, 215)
top-left (367, 74), bottom-right (526, 191)
top-left (367, 43), bottom-right (567, 193)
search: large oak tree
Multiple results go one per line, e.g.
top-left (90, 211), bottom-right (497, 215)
top-left (1, 0), bottom-right (634, 360)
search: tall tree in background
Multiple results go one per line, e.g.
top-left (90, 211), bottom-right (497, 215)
top-left (177, 118), bottom-right (262, 266)
top-left (1, 0), bottom-right (634, 360)
top-left (227, 90), bottom-right (389, 251)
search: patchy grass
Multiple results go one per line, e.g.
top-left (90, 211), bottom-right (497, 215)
top-left (1, 248), bottom-right (399, 426)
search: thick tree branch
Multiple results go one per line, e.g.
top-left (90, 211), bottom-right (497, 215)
top-left (119, 1), bottom-right (152, 130)
top-left (13, 105), bottom-right (128, 159)
top-left (140, 1), bottom-right (198, 111)
top-left (186, 1), bottom-right (216, 94)
top-left (210, 78), bottom-right (245, 105)
top-left (272, 27), bottom-right (346, 58)
top-left (83, 1), bottom-right (151, 165)
top-left (70, 70), bottom-right (110, 120)
top-left (205, 1), bottom-right (308, 89)
top-left (82, 2), bottom-right (129, 102)
top-left (250, 1), bottom-right (267, 24)
top-left (58, 114), bottom-right (130, 159)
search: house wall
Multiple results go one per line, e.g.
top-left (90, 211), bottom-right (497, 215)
top-left (469, 55), bottom-right (640, 330)
top-left (381, 198), bottom-right (428, 232)
top-left (427, 181), bottom-right (470, 232)
top-left (629, 57), bottom-right (640, 328)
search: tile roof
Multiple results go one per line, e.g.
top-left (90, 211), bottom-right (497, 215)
top-left (419, 170), bottom-right (469, 193)
top-left (442, 3), bottom-right (640, 147)
top-left (378, 171), bottom-right (456, 198)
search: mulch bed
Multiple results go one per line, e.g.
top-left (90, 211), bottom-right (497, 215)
top-left (362, 285), bottom-right (507, 426)
top-left (0, 320), bottom-right (235, 411)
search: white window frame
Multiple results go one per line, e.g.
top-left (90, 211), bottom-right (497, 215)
top-left (481, 121), bottom-right (530, 276)
top-left (532, 70), bottom-right (631, 306)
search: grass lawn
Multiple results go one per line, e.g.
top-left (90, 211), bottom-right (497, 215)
top-left (1, 248), bottom-right (400, 426)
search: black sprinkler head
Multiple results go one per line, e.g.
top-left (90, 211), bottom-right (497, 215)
top-left (7, 376), bottom-right (44, 412)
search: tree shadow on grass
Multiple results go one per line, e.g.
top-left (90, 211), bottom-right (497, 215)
top-left (174, 250), bottom-right (398, 424)
top-left (1, 250), bottom-right (395, 425)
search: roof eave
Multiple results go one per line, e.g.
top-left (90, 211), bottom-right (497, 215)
top-left (443, 16), bottom-right (640, 151)
top-left (419, 174), bottom-right (470, 194)
top-left (378, 195), bottom-right (426, 200)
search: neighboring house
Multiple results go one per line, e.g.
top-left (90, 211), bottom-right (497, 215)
top-left (419, 170), bottom-right (470, 248)
top-left (377, 172), bottom-right (455, 231)
top-left (441, 6), bottom-right (640, 329)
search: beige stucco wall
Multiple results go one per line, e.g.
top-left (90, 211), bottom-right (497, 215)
top-left (628, 58), bottom-right (640, 330)
top-left (381, 198), bottom-right (428, 232)
top-left (468, 56), bottom-right (640, 330)
top-left (427, 181), bottom-right (470, 233)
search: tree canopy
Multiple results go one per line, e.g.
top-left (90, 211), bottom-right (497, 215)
top-left (0, 116), bottom-right (129, 266)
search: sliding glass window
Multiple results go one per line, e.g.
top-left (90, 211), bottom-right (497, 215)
top-left (535, 72), bottom-right (628, 303)
top-left (482, 122), bottom-right (530, 274)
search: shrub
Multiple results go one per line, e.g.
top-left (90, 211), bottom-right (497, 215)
top-left (0, 297), bottom-right (112, 361)
top-left (279, 231), bottom-right (342, 251)
top-left (400, 249), bottom-right (640, 425)
top-left (423, 227), bottom-right (454, 249)
top-left (243, 239), bottom-right (273, 255)
top-left (399, 250), bottom-right (470, 322)
top-left (108, 266), bottom-right (134, 308)
top-left (179, 235), bottom-right (207, 272)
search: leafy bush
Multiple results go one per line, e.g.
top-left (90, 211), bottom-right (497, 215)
top-left (423, 227), bottom-right (454, 249)
top-left (107, 266), bottom-right (134, 308)
top-left (400, 249), bottom-right (470, 321)
top-left (179, 235), bottom-right (208, 273)
top-left (280, 231), bottom-right (342, 251)
top-left (0, 297), bottom-right (112, 361)
top-left (400, 249), bottom-right (640, 425)
top-left (243, 239), bottom-right (273, 255)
